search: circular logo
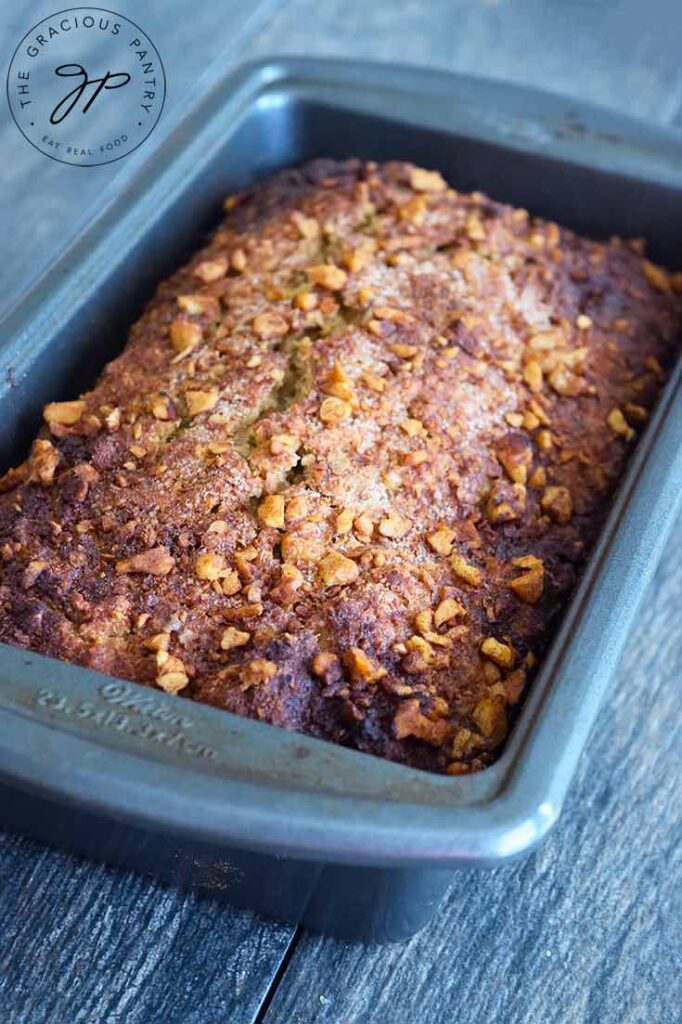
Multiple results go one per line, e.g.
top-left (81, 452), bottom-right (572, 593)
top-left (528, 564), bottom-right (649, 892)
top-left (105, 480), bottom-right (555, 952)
top-left (6, 7), bottom-right (166, 166)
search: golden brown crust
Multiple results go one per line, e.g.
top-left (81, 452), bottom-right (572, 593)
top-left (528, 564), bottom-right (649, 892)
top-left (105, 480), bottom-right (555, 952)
top-left (1, 158), bottom-right (680, 773)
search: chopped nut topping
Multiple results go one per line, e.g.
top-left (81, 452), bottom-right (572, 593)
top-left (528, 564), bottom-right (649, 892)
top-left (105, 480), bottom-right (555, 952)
top-left (509, 556), bottom-right (544, 604)
top-left (393, 699), bottom-right (452, 746)
top-left (220, 626), bottom-right (250, 651)
top-left (193, 257), bottom-right (228, 283)
top-left (185, 388), bottom-right (219, 417)
top-left (496, 433), bottom-right (533, 484)
top-left (409, 167), bottom-right (446, 193)
top-left (485, 480), bottom-right (527, 523)
top-left (427, 525), bottom-right (456, 556)
top-left (281, 532), bottom-right (325, 564)
top-left (450, 554), bottom-right (481, 586)
top-left (157, 655), bottom-right (189, 695)
top-left (43, 400), bottom-right (86, 428)
top-left (523, 360), bottom-right (544, 393)
top-left (311, 651), bottom-right (339, 679)
top-left (472, 697), bottom-right (508, 744)
top-left (252, 312), bottom-right (289, 339)
top-left (291, 211), bottom-right (320, 240)
top-left (256, 493), bottom-right (284, 529)
top-left (319, 396), bottom-right (351, 425)
top-left (231, 248), bottom-right (247, 272)
top-left (322, 361), bottom-right (354, 401)
top-left (241, 659), bottom-right (277, 690)
top-left (170, 319), bottom-right (203, 353)
top-left (318, 550), bottom-right (360, 586)
top-left (195, 553), bottom-right (227, 580)
top-left (378, 511), bottom-right (411, 539)
top-left (606, 407), bottom-right (635, 441)
top-left (116, 546), bottom-right (175, 576)
top-left (540, 485), bottom-right (573, 524)
top-left (480, 637), bottom-right (515, 669)
top-left (343, 647), bottom-right (387, 683)
top-left (400, 418), bottom-right (425, 437)
top-left (576, 314), bottom-right (593, 330)
top-left (306, 264), bottom-right (347, 291)
top-left (642, 259), bottom-right (671, 293)
top-left (336, 509), bottom-right (354, 534)
top-left (434, 597), bottom-right (466, 627)
top-left (220, 570), bottom-right (242, 596)
top-left (177, 294), bottom-right (218, 316)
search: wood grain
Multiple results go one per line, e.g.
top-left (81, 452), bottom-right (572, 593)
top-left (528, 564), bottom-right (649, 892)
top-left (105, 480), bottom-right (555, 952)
top-left (259, 510), bottom-right (682, 1024)
top-left (0, 2), bottom-right (681, 1022)
top-left (0, 838), bottom-right (296, 1023)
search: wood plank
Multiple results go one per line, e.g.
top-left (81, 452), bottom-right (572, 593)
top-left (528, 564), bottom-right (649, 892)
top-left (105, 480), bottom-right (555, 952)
top-left (259, 510), bottom-right (682, 1024)
top-left (244, 0), bottom-right (682, 125)
top-left (0, 836), bottom-right (296, 1023)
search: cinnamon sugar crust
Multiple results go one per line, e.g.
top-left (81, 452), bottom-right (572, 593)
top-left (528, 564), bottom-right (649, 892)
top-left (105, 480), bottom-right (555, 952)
top-left (1, 159), bottom-right (680, 774)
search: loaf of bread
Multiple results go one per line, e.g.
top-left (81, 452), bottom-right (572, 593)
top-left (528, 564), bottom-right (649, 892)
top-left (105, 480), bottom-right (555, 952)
top-left (1, 159), bottom-right (680, 773)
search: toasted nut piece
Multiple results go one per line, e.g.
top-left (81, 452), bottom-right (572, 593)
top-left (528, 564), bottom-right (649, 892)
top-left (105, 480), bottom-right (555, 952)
top-left (220, 570), bottom-right (242, 596)
top-left (281, 532), bottom-right (326, 564)
top-left (415, 609), bottom-right (434, 636)
top-left (540, 485), bottom-right (573, 524)
top-left (576, 314), bottom-right (593, 330)
top-left (258, 494), bottom-right (285, 529)
top-left (427, 525), bottom-right (456, 556)
top-left (343, 647), bottom-right (387, 683)
top-left (529, 465), bottom-right (547, 488)
top-left (150, 396), bottom-right (171, 420)
top-left (185, 388), bottom-right (219, 417)
top-left (220, 626), bottom-right (250, 651)
top-left (117, 546), bottom-right (175, 576)
top-left (496, 432), bottom-right (533, 484)
top-left (642, 259), bottom-right (671, 293)
top-left (193, 257), bottom-right (228, 283)
top-left (409, 167), bottom-right (447, 192)
top-left (241, 659), bottom-right (277, 690)
top-left (319, 550), bottom-right (360, 586)
top-left (27, 439), bottom-right (60, 486)
top-left (523, 360), bottom-right (544, 393)
top-left (177, 294), bottom-right (218, 316)
top-left (144, 633), bottom-right (170, 653)
top-left (294, 291), bottom-right (318, 312)
top-left (43, 400), bottom-right (86, 428)
top-left (400, 418), bottom-right (425, 437)
top-left (322, 361), bottom-right (354, 401)
top-left (195, 553), bottom-right (227, 580)
top-left (252, 312), bottom-right (289, 339)
top-left (378, 511), bottom-right (411, 539)
top-left (306, 264), bottom-right (347, 291)
top-left (509, 556), bottom-right (544, 604)
top-left (343, 243), bottom-right (374, 273)
top-left (434, 597), bottom-right (466, 627)
top-left (319, 396), bottom-right (351, 425)
top-left (451, 554), bottom-right (481, 586)
top-left (485, 480), bottom-right (526, 523)
top-left (336, 509), bottom-right (354, 534)
top-left (536, 429), bottom-right (553, 451)
top-left (311, 651), bottom-right (339, 679)
top-left (157, 655), bottom-right (189, 695)
top-left (394, 700), bottom-right (453, 746)
top-left (606, 407), bottom-right (635, 441)
top-left (472, 697), bottom-right (508, 744)
top-left (231, 248), bottom-right (247, 272)
top-left (291, 211), bottom-right (320, 240)
top-left (480, 637), bottom-right (515, 669)
top-left (170, 319), bottom-right (203, 353)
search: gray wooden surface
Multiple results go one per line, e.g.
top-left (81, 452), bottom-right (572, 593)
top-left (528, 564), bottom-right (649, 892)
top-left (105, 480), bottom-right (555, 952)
top-left (0, 2), bottom-right (680, 1022)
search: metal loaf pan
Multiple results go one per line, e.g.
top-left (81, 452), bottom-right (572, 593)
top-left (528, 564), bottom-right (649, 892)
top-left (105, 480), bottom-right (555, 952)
top-left (0, 59), bottom-right (680, 943)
